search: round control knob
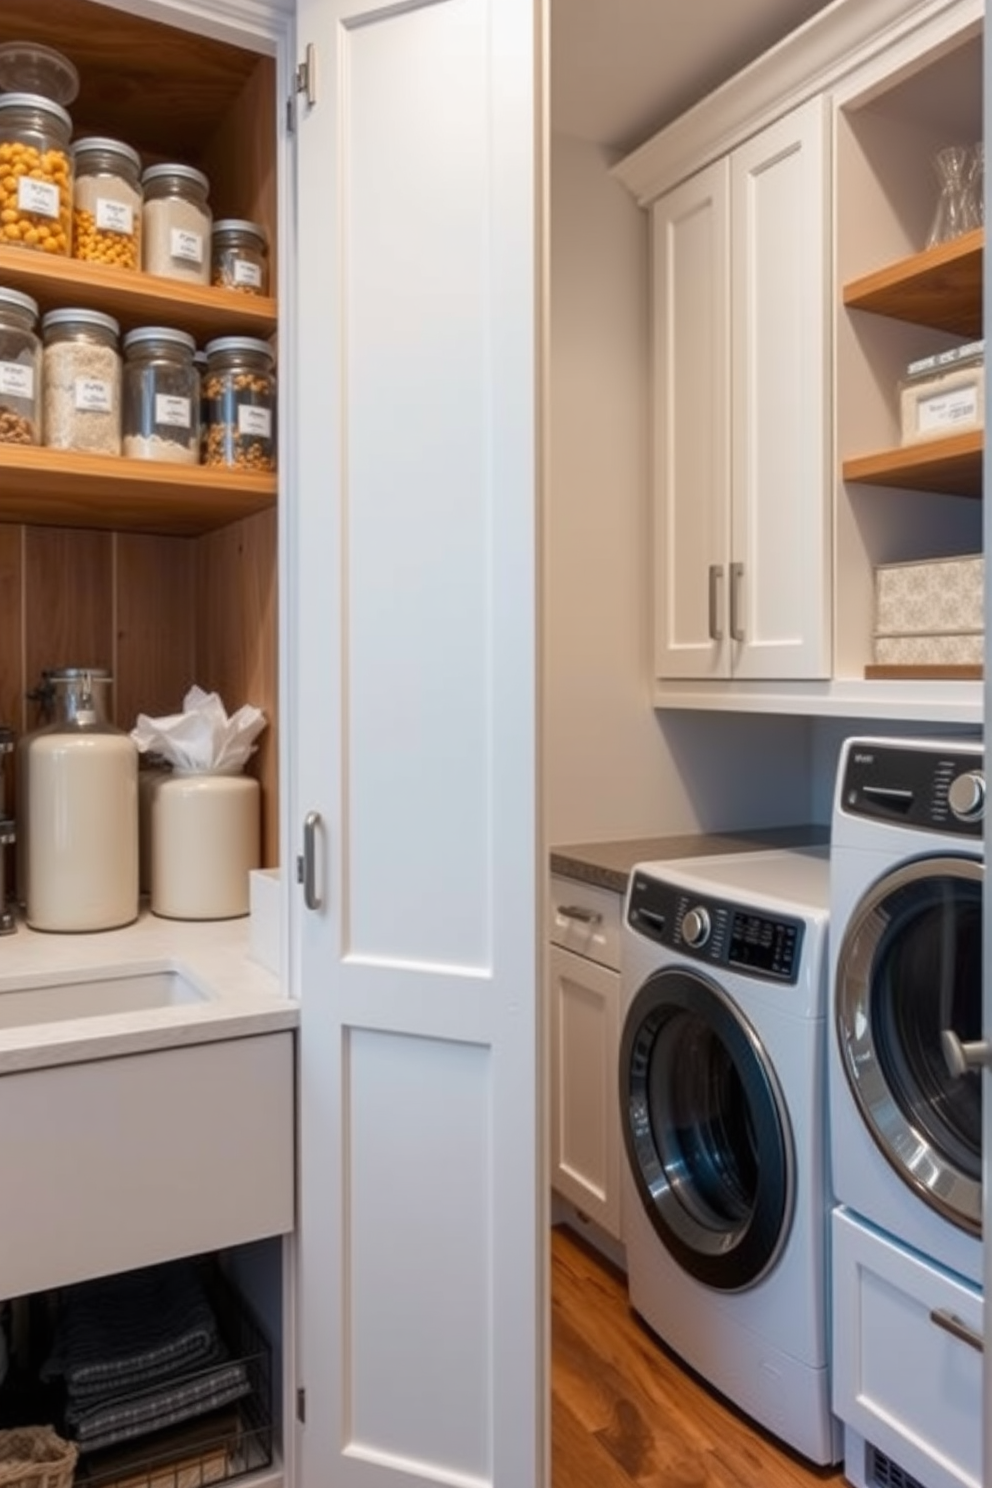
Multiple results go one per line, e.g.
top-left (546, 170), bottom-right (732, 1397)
top-left (681, 905), bottom-right (711, 948)
top-left (948, 771), bottom-right (986, 822)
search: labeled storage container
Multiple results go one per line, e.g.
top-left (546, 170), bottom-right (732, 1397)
top-left (0, 92), bottom-right (73, 255)
top-left (0, 287), bottom-right (40, 445)
top-left (203, 336), bottom-right (276, 470)
top-left (212, 217), bottom-right (268, 295)
top-left (122, 325), bottom-right (200, 463)
top-left (42, 307), bottom-right (122, 454)
top-left (149, 772), bottom-right (261, 920)
top-left (72, 135), bottom-right (142, 271)
top-left (24, 668), bottom-right (139, 933)
top-left (873, 553), bottom-right (984, 667)
top-left (900, 341), bottom-right (985, 444)
top-left (141, 162), bottom-right (211, 283)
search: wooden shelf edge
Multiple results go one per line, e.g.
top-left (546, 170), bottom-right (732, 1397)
top-left (865, 664), bottom-right (983, 681)
top-left (0, 246), bottom-right (278, 341)
top-left (842, 430), bottom-right (983, 496)
top-left (843, 228), bottom-right (983, 323)
top-left (0, 445), bottom-right (276, 536)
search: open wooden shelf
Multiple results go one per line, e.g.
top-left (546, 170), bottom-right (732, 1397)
top-left (0, 445), bottom-right (276, 537)
top-left (865, 663), bottom-right (983, 681)
top-left (842, 429), bottom-right (982, 496)
top-left (0, 247), bottom-right (277, 342)
top-left (843, 228), bottom-right (983, 337)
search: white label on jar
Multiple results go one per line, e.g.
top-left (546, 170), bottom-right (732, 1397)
top-left (17, 177), bottom-right (59, 219)
top-left (918, 382), bottom-right (979, 434)
top-left (74, 378), bottom-right (113, 413)
top-left (0, 361), bottom-right (34, 398)
top-left (155, 394), bottom-right (192, 429)
top-left (96, 197), bottom-right (134, 235)
top-left (170, 228), bottom-right (203, 265)
top-left (238, 405), bottom-right (272, 438)
top-left (233, 259), bottom-right (263, 289)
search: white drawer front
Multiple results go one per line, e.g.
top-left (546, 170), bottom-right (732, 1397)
top-left (0, 1032), bottom-right (295, 1297)
top-left (832, 1207), bottom-right (982, 1488)
top-left (548, 875), bottom-right (622, 970)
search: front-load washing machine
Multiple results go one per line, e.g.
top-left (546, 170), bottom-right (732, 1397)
top-left (619, 847), bottom-right (839, 1466)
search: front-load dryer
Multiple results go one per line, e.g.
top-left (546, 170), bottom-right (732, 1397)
top-left (829, 735), bottom-right (983, 1286)
top-left (619, 847), bottom-right (839, 1466)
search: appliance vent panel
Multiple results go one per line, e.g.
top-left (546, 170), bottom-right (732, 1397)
top-left (868, 1444), bottom-right (925, 1488)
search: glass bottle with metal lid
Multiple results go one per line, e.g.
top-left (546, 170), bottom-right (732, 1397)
top-left (24, 667), bottom-right (139, 933)
top-left (42, 308), bottom-right (122, 454)
top-left (141, 162), bottom-right (211, 283)
top-left (0, 287), bottom-right (40, 445)
top-left (203, 335), bottom-right (276, 470)
top-left (122, 325), bottom-right (200, 463)
top-left (211, 218), bottom-right (269, 295)
top-left (0, 92), bottom-right (73, 255)
top-left (72, 136), bottom-right (143, 271)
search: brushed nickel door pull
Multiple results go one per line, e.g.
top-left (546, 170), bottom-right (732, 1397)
top-left (708, 565), bottom-right (724, 642)
top-left (301, 810), bottom-right (322, 911)
top-left (730, 562), bottom-right (745, 642)
top-left (930, 1308), bottom-right (983, 1353)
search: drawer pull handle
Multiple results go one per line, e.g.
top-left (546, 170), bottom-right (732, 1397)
top-left (558, 905), bottom-right (602, 926)
top-left (930, 1308), bottom-right (983, 1353)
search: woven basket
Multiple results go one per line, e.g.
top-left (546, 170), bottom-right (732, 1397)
top-left (0, 1427), bottom-right (77, 1488)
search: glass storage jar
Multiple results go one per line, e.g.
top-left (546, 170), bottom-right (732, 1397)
top-left (24, 667), bottom-right (138, 933)
top-left (0, 93), bottom-right (73, 255)
top-left (141, 162), bottom-right (211, 283)
top-left (122, 325), bottom-right (199, 464)
top-left (72, 136), bottom-right (142, 271)
top-left (204, 336), bottom-right (276, 470)
top-left (42, 308), bottom-right (122, 455)
top-left (0, 286), bottom-right (40, 445)
top-left (211, 218), bottom-right (269, 295)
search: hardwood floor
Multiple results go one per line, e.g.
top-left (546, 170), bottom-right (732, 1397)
top-left (551, 1224), bottom-right (845, 1488)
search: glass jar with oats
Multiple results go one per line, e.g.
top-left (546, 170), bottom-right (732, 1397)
top-left (203, 336), bottom-right (276, 471)
top-left (72, 137), bottom-right (142, 272)
top-left (0, 93), bottom-right (73, 255)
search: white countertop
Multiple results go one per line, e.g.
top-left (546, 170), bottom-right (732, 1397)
top-left (0, 908), bottom-right (297, 1075)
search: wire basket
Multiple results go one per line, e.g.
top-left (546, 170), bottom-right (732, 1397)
top-left (0, 1425), bottom-right (77, 1488)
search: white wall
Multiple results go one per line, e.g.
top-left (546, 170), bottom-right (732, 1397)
top-left (544, 132), bottom-right (817, 845)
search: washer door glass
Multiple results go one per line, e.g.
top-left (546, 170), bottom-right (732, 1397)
top-left (619, 966), bottom-right (794, 1291)
top-left (836, 855), bottom-right (982, 1235)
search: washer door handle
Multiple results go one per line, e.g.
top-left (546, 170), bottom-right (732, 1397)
top-left (941, 1028), bottom-right (992, 1078)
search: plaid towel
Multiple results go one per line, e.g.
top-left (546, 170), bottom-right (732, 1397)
top-left (42, 1260), bottom-right (225, 1402)
top-left (68, 1361), bottom-right (251, 1452)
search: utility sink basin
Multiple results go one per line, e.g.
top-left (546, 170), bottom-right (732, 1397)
top-left (0, 969), bottom-right (210, 1030)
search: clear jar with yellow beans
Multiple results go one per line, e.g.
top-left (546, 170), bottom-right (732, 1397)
top-left (72, 137), bottom-right (142, 272)
top-left (0, 93), bottom-right (73, 256)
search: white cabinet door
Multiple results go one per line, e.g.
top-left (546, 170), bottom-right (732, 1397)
top-left (291, 1), bottom-right (543, 1486)
top-left (549, 945), bottom-right (621, 1237)
top-left (730, 95), bottom-right (830, 681)
top-left (652, 159), bottom-right (731, 679)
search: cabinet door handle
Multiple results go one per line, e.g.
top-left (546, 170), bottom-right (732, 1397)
top-left (730, 562), bottom-right (745, 642)
top-left (708, 565), bottom-right (724, 641)
top-left (930, 1308), bottom-right (983, 1353)
top-left (300, 810), bottom-right (322, 911)
top-left (558, 905), bottom-right (602, 925)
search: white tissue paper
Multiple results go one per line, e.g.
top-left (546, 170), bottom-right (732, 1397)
top-left (131, 685), bottom-right (267, 775)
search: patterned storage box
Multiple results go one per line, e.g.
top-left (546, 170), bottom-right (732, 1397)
top-left (873, 554), bottom-right (983, 666)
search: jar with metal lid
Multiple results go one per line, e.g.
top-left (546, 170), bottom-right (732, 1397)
top-left (141, 163), bottom-right (211, 283)
top-left (24, 667), bottom-right (138, 933)
top-left (0, 287), bottom-right (40, 445)
top-left (211, 218), bottom-right (268, 295)
top-left (0, 93), bottom-right (73, 255)
top-left (204, 336), bottom-right (276, 471)
top-left (72, 137), bottom-right (142, 271)
top-left (122, 326), bottom-right (199, 464)
top-left (42, 308), bottom-right (122, 455)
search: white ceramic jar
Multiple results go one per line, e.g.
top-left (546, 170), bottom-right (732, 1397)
top-left (149, 772), bottom-right (260, 919)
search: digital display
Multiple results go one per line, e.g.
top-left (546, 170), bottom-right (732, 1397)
top-left (728, 912), bottom-right (800, 980)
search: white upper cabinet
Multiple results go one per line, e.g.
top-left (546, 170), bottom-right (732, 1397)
top-left (653, 99), bottom-right (829, 682)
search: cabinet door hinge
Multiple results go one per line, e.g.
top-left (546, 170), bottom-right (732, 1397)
top-left (297, 1386), bottom-right (306, 1424)
top-left (287, 43), bottom-right (317, 133)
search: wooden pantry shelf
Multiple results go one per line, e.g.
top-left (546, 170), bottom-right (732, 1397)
top-left (865, 664), bottom-right (983, 681)
top-left (843, 228), bottom-right (983, 338)
top-left (0, 247), bottom-right (278, 342)
top-left (842, 429), bottom-right (982, 497)
top-left (0, 445), bottom-right (276, 536)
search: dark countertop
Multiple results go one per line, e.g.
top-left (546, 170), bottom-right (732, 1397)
top-left (550, 824), bottom-right (829, 895)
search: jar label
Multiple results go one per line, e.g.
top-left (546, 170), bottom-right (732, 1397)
top-left (96, 197), bottom-right (135, 235)
top-left (918, 381), bottom-right (980, 434)
top-left (17, 177), bottom-right (59, 220)
top-left (74, 378), bottom-right (114, 414)
top-left (155, 394), bottom-right (192, 429)
top-left (170, 227), bottom-right (204, 265)
top-left (0, 361), bottom-right (34, 399)
top-left (233, 259), bottom-right (263, 289)
top-left (238, 405), bottom-right (272, 438)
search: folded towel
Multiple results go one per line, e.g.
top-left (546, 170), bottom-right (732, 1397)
top-left (42, 1260), bottom-right (224, 1402)
top-left (68, 1361), bottom-right (251, 1452)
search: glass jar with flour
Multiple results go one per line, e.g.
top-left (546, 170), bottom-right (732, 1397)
top-left (141, 162), bottom-right (211, 284)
